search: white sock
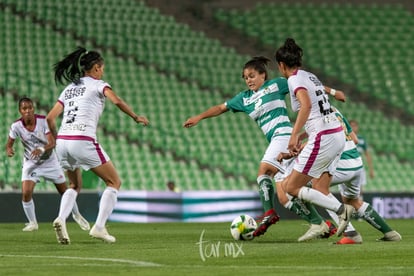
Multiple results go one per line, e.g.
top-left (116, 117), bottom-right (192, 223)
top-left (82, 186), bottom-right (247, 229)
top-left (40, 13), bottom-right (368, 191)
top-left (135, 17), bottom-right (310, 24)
top-left (71, 202), bottom-right (80, 216)
top-left (357, 201), bottom-right (369, 217)
top-left (298, 187), bottom-right (342, 212)
top-left (283, 200), bottom-right (293, 209)
top-left (95, 187), bottom-right (118, 229)
top-left (58, 188), bottom-right (78, 221)
top-left (22, 199), bottom-right (37, 223)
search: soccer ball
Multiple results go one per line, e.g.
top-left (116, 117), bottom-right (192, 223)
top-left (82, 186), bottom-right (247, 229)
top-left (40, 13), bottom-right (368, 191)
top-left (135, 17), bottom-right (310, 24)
top-left (230, 214), bottom-right (257, 241)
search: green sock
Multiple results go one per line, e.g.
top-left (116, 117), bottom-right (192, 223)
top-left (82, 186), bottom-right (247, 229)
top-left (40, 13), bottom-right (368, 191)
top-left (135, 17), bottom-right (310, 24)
top-left (258, 176), bottom-right (275, 212)
top-left (289, 198), bottom-right (324, 225)
top-left (358, 202), bottom-right (392, 233)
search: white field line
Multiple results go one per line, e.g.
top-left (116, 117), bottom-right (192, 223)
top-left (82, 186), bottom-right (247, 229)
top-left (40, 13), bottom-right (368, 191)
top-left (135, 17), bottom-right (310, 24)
top-left (0, 254), bottom-right (162, 267)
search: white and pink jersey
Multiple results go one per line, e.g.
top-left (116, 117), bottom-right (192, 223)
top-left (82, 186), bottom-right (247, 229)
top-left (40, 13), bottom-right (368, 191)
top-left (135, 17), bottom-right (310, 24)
top-left (57, 76), bottom-right (110, 141)
top-left (288, 69), bottom-right (345, 178)
top-left (288, 69), bottom-right (341, 136)
top-left (8, 114), bottom-right (57, 164)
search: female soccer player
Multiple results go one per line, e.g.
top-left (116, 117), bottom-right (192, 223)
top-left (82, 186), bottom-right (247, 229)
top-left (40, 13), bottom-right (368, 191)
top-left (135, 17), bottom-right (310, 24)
top-left (184, 56), bottom-right (290, 236)
top-left (274, 38), bottom-right (354, 236)
top-left (6, 97), bottom-right (89, 232)
top-left (325, 109), bottom-right (401, 243)
top-left (47, 47), bottom-right (149, 244)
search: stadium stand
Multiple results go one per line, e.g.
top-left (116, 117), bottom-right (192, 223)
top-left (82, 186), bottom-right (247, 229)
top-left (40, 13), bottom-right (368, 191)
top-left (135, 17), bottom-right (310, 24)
top-left (0, 1), bottom-right (413, 192)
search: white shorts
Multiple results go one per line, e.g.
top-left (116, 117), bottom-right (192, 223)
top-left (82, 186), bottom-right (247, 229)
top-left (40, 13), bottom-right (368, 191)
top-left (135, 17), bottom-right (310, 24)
top-left (359, 169), bottom-right (367, 186)
top-left (274, 156), bottom-right (295, 182)
top-left (262, 135), bottom-right (290, 174)
top-left (56, 137), bottom-right (110, 171)
top-left (294, 126), bottom-right (345, 179)
top-left (331, 168), bottom-right (366, 199)
top-left (21, 158), bottom-right (66, 184)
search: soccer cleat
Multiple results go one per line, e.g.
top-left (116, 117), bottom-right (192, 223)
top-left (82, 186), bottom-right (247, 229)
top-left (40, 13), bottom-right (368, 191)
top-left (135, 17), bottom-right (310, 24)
top-left (22, 222), bottom-right (38, 232)
top-left (337, 204), bottom-right (354, 236)
top-left (53, 217), bottom-right (70, 245)
top-left (378, 230), bottom-right (402, 242)
top-left (298, 222), bottom-right (329, 242)
top-left (89, 225), bottom-right (116, 243)
top-left (335, 231), bottom-right (363, 244)
top-left (72, 213), bottom-right (90, 231)
top-left (320, 220), bottom-right (337, 239)
top-left (253, 209), bottom-right (280, 237)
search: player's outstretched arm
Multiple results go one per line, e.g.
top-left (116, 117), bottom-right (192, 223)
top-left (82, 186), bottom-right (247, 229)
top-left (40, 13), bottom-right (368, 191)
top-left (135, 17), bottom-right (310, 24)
top-left (105, 87), bottom-right (149, 126)
top-left (183, 103), bottom-right (228, 128)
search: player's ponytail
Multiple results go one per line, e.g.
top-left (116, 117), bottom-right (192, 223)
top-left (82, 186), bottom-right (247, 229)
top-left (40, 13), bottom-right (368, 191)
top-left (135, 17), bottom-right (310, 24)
top-left (54, 47), bottom-right (104, 85)
top-left (275, 38), bottom-right (303, 68)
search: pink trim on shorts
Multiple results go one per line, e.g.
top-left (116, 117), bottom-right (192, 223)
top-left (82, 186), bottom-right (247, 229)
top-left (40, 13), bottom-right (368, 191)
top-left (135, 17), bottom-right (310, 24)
top-left (57, 135), bottom-right (95, 141)
top-left (57, 135), bottom-right (107, 164)
top-left (92, 140), bottom-right (107, 164)
top-left (302, 126), bottom-right (344, 175)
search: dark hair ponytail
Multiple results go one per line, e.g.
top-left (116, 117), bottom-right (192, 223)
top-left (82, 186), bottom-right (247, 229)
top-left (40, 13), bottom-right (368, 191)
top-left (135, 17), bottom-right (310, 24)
top-left (274, 38), bottom-right (303, 68)
top-left (242, 56), bottom-right (271, 80)
top-left (53, 46), bottom-right (104, 85)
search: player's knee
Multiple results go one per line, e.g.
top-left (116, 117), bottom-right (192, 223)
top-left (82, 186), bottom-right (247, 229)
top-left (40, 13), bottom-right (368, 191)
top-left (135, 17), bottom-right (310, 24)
top-left (277, 193), bottom-right (288, 205)
top-left (22, 192), bottom-right (32, 202)
top-left (106, 178), bottom-right (121, 190)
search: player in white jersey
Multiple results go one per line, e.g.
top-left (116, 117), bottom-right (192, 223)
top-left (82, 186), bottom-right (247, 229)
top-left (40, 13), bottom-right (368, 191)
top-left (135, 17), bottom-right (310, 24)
top-left (275, 38), bottom-right (354, 237)
top-left (277, 107), bottom-right (401, 242)
top-left (184, 56), bottom-right (293, 236)
top-left (47, 47), bottom-right (149, 244)
top-left (5, 97), bottom-right (89, 232)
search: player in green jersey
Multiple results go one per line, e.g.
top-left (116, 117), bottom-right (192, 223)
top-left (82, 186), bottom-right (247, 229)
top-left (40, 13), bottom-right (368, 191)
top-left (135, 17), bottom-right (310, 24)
top-left (349, 119), bottom-right (374, 201)
top-left (184, 56), bottom-right (345, 237)
top-left (184, 56), bottom-right (290, 236)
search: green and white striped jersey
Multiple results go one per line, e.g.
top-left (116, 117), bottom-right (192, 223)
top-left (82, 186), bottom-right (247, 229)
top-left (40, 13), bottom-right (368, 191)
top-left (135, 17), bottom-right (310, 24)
top-left (225, 77), bottom-right (292, 142)
top-left (335, 110), bottom-right (363, 171)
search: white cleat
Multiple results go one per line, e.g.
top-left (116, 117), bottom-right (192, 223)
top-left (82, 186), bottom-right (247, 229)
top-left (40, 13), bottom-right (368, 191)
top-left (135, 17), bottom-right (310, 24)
top-left (53, 217), bottom-right (70, 245)
top-left (378, 230), bottom-right (402, 242)
top-left (89, 225), bottom-right (116, 243)
top-left (337, 204), bottom-right (354, 236)
top-left (72, 213), bottom-right (90, 231)
top-left (22, 222), bottom-right (38, 232)
top-left (298, 222), bottom-right (329, 242)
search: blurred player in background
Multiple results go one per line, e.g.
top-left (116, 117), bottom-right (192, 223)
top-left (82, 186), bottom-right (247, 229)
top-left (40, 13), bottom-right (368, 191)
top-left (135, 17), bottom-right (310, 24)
top-left (275, 38), bottom-right (354, 236)
top-left (167, 180), bottom-right (181, 193)
top-left (349, 119), bottom-right (374, 199)
top-left (6, 97), bottom-right (89, 232)
top-left (47, 47), bottom-right (149, 244)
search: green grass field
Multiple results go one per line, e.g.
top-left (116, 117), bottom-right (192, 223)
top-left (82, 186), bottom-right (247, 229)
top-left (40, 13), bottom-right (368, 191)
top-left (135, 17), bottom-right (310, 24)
top-left (0, 219), bottom-right (412, 275)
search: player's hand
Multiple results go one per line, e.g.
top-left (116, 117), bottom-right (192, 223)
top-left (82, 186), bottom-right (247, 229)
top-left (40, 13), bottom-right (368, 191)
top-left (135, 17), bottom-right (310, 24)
top-left (183, 116), bottom-right (200, 128)
top-left (6, 148), bottom-right (14, 157)
top-left (288, 135), bottom-right (300, 156)
top-left (134, 115), bottom-right (149, 126)
top-left (334, 90), bottom-right (346, 102)
top-left (277, 152), bottom-right (292, 163)
top-left (30, 147), bottom-right (45, 159)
